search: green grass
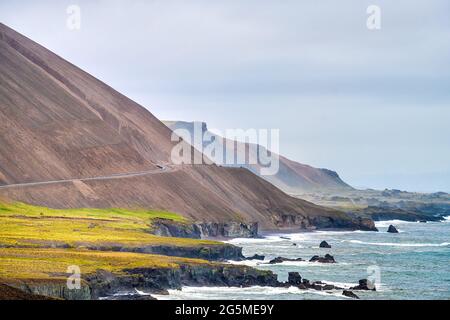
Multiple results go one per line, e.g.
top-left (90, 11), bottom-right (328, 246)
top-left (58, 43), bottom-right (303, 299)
top-left (0, 201), bottom-right (221, 248)
top-left (0, 201), bottom-right (230, 287)
top-left (0, 247), bottom-right (211, 281)
top-left (0, 201), bottom-right (186, 222)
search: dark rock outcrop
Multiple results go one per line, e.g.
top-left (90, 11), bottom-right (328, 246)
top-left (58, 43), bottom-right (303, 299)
top-left (6, 279), bottom-right (91, 300)
top-left (350, 279), bottom-right (376, 291)
top-left (150, 220), bottom-right (259, 239)
top-left (281, 274), bottom-right (343, 292)
top-left (86, 243), bottom-right (244, 262)
top-left (363, 202), bottom-right (450, 223)
top-left (197, 222), bottom-right (259, 238)
top-left (86, 264), bottom-right (278, 299)
top-left (343, 290), bottom-right (360, 299)
top-left (245, 254), bottom-right (265, 261)
top-left (319, 241), bottom-right (331, 248)
top-left (0, 283), bottom-right (57, 300)
top-left (104, 294), bottom-right (156, 300)
top-left (269, 257), bottom-right (303, 264)
top-left (387, 225), bottom-right (399, 233)
top-left (309, 254), bottom-right (336, 263)
top-left (275, 214), bottom-right (378, 232)
top-left (150, 219), bottom-right (202, 239)
top-left (288, 272), bottom-right (302, 286)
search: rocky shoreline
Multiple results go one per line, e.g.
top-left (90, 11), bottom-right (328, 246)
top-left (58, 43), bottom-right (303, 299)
top-left (2, 247), bottom-right (371, 300)
top-left (3, 210), bottom-right (443, 301)
top-left (3, 262), bottom-right (278, 300)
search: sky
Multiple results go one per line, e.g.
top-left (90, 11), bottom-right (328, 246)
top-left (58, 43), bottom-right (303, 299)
top-left (1, 0), bottom-right (449, 192)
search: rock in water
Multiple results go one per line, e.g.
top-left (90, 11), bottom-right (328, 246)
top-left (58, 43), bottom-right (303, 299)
top-left (288, 272), bottom-right (302, 285)
top-left (350, 279), bottom-right (376, 291)
top-left (269, 257), bottom-right (303, 264)
top-left (245, 254), bottom-right (265, 261)
top-left (309, 254), bottom-right (336, 263)
top-left (343, 290), bottom-right (360, 299)
top-left (387, 225), bottom-right (399, 233)
top-left (319, 241), bottom-right (331, 248)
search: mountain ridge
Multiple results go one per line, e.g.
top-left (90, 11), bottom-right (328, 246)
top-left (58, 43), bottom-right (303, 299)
top-left (164, 120), bottom-right (353, 194)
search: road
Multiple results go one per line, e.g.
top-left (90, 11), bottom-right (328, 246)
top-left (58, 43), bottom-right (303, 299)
top-left (0, 165), bottom-right (174, 190)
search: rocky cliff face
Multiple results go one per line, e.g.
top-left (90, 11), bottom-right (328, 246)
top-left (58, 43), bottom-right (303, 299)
top-left (5, 280), bottom-right (91, 300)
top-left (150, 219), bottom-right (203, 239)
top-left (87, 264), bottom-right (278, 299)
top-left (273, 212), bottom-right (377, 231)
top-left (0, 283), bottom-right (57, 300)
top-left (132, 244), bottom-right (244, 261)
top-left (151, 219), bottom-right (259, 239)
top-left (5, 262), bottom-right (277, 300)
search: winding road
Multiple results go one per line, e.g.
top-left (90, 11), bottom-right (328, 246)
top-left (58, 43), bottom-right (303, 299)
top-left (0, 165), bottom-right (175, 190)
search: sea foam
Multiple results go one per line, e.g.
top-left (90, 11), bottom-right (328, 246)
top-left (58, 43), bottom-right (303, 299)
top-left (343, 239), bottom-right (450, 247)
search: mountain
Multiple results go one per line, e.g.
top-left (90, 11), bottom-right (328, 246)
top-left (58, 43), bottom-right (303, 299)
top-left (0, 23), bottom-right (375, 233)
top-left (164, 121), bottom-right (352, 194)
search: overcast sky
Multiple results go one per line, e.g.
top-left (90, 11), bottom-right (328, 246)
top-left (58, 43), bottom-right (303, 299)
top-left (1, 0), bottom-right (449, 192)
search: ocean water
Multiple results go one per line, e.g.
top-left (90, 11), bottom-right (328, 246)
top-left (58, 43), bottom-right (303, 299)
top-left (154, 218), bottom-right (450, 300)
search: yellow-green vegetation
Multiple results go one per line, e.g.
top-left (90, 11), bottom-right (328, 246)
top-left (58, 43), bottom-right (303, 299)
top-left (0, 201), bottom-right (220, 248)
top-left (0, 247), bottom-right (210, 281)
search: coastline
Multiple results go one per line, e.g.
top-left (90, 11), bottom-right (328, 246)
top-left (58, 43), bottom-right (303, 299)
top-left (1, 205), bottom-right (448, 301)
top-left (156, 218), bottom-right (450, 300)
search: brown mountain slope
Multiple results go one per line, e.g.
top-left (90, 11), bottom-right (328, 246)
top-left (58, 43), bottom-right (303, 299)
top-left (0, 23), bottom-right (175, 184)
top-left (0, 23), bottom-right (375, 232)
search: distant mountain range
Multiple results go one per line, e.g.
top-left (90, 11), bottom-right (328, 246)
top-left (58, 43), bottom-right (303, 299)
top-left (0, 23), bottom-right (374, 233)
top-left (164, 121), bottom-right (353, 194)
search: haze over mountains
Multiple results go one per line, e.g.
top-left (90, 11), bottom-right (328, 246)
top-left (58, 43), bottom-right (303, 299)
top-left (164, 121), bottom-right (353, 194)
top-left (0, 23), bottom-right (375, 232)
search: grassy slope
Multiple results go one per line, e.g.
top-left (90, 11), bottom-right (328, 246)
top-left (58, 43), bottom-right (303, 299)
top-left (0, 201), bottom-right (225, 288)
top-left (0, 247), bottom-right (210, 281)
top-left (0, 201), bottom-right (220, 248)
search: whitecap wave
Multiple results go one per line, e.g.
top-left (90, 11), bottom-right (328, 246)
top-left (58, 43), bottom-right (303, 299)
top-left (343, 239), bottom-right (450, 247)
top-left (226, 259), bottom-right (271, 267)
top-left (374, 220), bottom-right (415, 228)
top-left (318, 280), bottom-right (353, 289)
top-left (321, 280), bottom-right (388, 292)
top-left (225, 237), bottom-right (284, 245)
top-left (227, 260), bottom-right (349, 267)
top-left (152, 286), bottom-right (348, 300)
top-left (264, 260), bottom-right (350, 267)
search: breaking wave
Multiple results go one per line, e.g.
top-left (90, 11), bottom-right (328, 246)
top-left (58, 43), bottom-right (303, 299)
top-left (152, 286), bottom-right (349, 300)
top-left (343, 239), bottom-right (450, 247)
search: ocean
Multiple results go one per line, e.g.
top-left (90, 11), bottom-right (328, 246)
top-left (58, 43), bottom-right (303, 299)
top-left (154, 217), bottom-right (450, 300)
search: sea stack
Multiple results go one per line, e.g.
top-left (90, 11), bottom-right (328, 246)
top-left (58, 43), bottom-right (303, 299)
top-left (343, 290), bottom-right (360, 299)
top-left (387, 225), bottom-right (399, 233)
top-left (319, 241), bottom-right (331, 248)
top-left (309, 254), bottom-right (336, 263)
